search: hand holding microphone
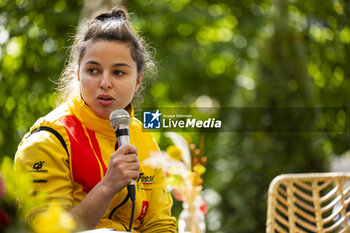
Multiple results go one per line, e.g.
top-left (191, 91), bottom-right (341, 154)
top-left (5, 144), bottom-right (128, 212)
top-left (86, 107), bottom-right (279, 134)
top-left (103, 144), bottom-right (138, 195)
top-left (109, 109), bottom-right (137, 201)
top-left (104, 109), bottom-right (138, 232)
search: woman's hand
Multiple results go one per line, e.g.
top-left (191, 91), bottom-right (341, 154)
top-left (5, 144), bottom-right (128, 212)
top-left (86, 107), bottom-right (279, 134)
top-left (69, 144), bottom-right (139, 229)
top-left (101, 144), bottom-right (140, 197)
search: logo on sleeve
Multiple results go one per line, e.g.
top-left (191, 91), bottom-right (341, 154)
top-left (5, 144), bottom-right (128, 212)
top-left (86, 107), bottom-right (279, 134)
top-left (33, 161), bottom-right (44, 170)
top-left (29, 161), bottom-right (48, 173)
top-left (33, 179), bottom-right (47, 183)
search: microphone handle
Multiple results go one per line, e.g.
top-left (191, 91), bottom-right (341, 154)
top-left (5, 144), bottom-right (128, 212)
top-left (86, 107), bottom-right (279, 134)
top-left (116, 129), bottom-right (135, 190)
top-left (117, 135), bottom-right (130, 147)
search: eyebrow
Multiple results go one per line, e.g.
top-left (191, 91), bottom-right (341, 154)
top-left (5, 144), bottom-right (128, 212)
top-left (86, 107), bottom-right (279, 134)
top-left (85, 61), bottom-right (132, 68)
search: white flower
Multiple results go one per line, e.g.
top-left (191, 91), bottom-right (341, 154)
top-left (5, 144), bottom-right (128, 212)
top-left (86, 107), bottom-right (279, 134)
top-left (165, 132), bottom-right (191, 169)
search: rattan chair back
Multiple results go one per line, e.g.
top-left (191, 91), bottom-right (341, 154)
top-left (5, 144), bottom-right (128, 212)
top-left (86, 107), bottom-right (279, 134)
top-left (266, 173), bottom-right (350, 233)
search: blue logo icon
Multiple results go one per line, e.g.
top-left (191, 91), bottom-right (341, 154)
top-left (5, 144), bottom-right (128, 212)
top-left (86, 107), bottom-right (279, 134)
top-left (143, 110), bottom-right (161, 129)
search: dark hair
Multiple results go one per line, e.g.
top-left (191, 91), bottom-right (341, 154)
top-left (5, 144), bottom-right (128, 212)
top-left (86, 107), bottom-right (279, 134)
top-left (57, 7), bottom-right (155, 106)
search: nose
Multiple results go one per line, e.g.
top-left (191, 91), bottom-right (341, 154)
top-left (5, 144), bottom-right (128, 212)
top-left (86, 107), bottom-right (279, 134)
top-left (100, 72), bottom-right (112, 89)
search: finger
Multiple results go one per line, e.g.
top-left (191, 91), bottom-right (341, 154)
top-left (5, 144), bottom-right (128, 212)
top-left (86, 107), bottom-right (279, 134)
top-left (118, 162), bottom-right (140, 171)
top-left (117, 144), bottom-right (137, 155)
top-left (110, 146), bottom-right (137, 159)
top-left (122, 154), bottom-right (139, 162)
top-left (123, 170), bottom-right (139, 181)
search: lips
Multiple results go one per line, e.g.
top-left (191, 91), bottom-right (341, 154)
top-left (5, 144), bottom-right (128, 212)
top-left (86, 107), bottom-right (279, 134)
top-left (97, 94), bottom-right (114, 106)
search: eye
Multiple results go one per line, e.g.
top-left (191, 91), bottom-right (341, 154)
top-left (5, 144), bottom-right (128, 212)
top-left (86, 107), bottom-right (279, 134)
top-left (114, 70), bottom-right (126, 76)
top-left (87, 68), bottom-right (99, 75)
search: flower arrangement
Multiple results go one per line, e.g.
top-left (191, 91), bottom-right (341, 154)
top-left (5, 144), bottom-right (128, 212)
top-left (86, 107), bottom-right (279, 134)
top-left (0, 157), bottom-right (76, 233)
top-left (143, 132), bottom-right (208, 233)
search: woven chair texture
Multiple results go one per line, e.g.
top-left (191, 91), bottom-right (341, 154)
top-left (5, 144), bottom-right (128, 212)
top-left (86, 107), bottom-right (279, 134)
top-left (266, 173), bottom-right (350, 233)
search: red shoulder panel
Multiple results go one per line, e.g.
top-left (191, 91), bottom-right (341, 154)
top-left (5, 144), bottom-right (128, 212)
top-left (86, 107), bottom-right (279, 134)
top-left (59, 115), bottom-right (106, 193)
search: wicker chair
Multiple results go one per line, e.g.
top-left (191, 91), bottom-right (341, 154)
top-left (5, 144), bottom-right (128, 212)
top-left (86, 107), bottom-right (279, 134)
top-left (266, 173), bottom-right (350, 233)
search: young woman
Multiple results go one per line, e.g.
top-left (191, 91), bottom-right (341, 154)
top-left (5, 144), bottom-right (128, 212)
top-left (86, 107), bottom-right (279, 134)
top-left (15, 7), bottom-right (176, 232)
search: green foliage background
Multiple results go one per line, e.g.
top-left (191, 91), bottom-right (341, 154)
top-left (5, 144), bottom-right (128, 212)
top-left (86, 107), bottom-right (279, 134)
top-left (1, 0), bottom-right (350, 232)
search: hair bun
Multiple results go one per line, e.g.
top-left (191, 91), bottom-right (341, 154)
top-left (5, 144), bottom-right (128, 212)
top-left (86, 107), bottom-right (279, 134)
top-left (95, 7), bottom-right (128, 21)
top-left (111, 8), bottom-right (128, 20)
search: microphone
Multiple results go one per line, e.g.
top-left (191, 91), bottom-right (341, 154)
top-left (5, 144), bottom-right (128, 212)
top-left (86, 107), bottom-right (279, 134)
top-left (109, 109), bottom-right (136, 201)
top-left (110, 109), bottom-right (131, 148)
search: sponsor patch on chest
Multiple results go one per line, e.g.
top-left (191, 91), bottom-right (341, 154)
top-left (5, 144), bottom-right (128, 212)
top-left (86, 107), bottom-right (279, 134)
top-left (136, 172), bottom-right (154, 184)
top-left (137, 201), bottom-right (149, 220)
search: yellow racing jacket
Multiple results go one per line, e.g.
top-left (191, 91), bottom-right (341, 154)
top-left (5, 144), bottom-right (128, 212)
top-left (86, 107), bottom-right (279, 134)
top-left (15, 96), bottom-right (177, 232)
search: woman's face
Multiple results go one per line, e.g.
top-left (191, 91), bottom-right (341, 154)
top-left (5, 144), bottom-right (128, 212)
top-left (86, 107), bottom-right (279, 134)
top-left (78, 40), bottom-right (142, 119)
